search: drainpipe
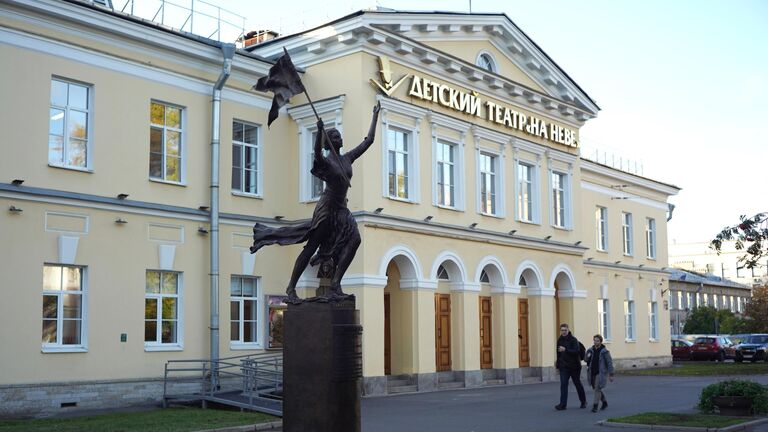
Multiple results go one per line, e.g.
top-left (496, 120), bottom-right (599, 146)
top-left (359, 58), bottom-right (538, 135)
top-left (210, 43), bottom-right (235, 370)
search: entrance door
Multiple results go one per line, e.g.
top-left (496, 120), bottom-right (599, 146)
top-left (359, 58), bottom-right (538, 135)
top-left (518, 298), bottom-right (530, 367)
top-left (435, 294), bottom-right (452, 372)
top-left (384, 293), bottom-right (391, 375)
top-left (479, 296), bottom-right (493, 369)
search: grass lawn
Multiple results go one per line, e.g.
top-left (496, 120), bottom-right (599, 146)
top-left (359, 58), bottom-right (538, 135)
top-left (620, 361), bottom-right (768, 376)
top-left (606, 412), bottom-right (752, 428)
top-left (0, 406), bottom-right (277, 432)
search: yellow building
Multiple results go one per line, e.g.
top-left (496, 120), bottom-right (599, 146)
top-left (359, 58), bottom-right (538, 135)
top-left (0, 0), bottom-right (679, 417)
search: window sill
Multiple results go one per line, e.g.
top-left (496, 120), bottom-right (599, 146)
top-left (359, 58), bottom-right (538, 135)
top-left (552, 225), bottom-right (572, 232)
top-left (42, 345), bottom-right (88, 353)
top-left (623, 253), bottom-right (634, 258)
top-left (230, 342), bottom-right (264, 350)
top-left (149, 178), bottom-right (187, 187)
top-left (436, 204), bottom-right (463, 212)
top-left (232, 191), bottom-right (263, 200)
top-left (480, 212), bottom-right (504, 219)
top-left (145, 343), bottom-right (183, 352)
top-left (48, 164), bottom-right (93, 173)
top-left (646, 257), bottom-right (657, 261)
top-left (649, 339), bottom-right (659, 343)
top-left (624, 339), bottom-right (636, 343)
top-left (596, 249), bottom-right (609, 254)
top-left (516, 219), bottom-right (540, 226)
top-left (387, 196), bottom-right (418, 204)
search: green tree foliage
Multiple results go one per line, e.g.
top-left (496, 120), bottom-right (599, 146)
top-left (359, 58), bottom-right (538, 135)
top-left (683, 306), bottom-right (742, 334)
top-left (743, 285), bottom-right (768, 333)
top-left (699, 380), bottom-right (768, 414)
top-left (711, 212), bottom-right (767, 269)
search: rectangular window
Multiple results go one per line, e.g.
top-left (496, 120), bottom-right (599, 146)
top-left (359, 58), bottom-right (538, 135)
top-left (231, 121), bottom-right (260, 195)
top-left (149, 101), bottom-right (183, 182)
top-left (387, 128), bottom-right (410, 199)
top-left (230, 276), bottom-right (261, 346)
top-left (42, 265), bottom-right (86, 350)
top-left (678, 291), bottom-right (685, 310)
top-left (551, 171), bottom-right (568, 228)
top-left (737, 266), bottom-right (743, 278)
top-left (721, 263), bottom-right (728, 278)
top-left (517, 162), bottom-right (534, 222)
top-left (646, 218), bottom-right (656, 259)
top-left (436, 140), bottom-right (456, 207)
top-left (145, 271), bottom-right (181, 348)
top-left (479, 152), bottom-right (497, 215)
top-left (598, 298), bottom-right (611, 341)
top-left (596, 206), bottom-right (608, 251)
top-left (624, 300), bottom-right (635, 341)
top-left (49, 78), bottom-right (91, 169)
top-left (649, 301), bottom-right (658, 340)
top-left (622, 212), bottom-right (633, 256)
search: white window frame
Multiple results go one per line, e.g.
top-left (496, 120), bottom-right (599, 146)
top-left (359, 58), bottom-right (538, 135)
top-left (435, 138), bottom-right (459, 209)
top-left (42, 264), bottom-right (88, 353)
top-left (477, 150), bottom-right (502, 216)
top-left (231, 120), bottom-right (263, 197)
top-left (288, 95), bottom-right (345, 203)
top-left (230, 275), bottom-right (263, 349)
top-left (144, 270), bottom-right (184, 351)
top-left (624, 300), bottom-right (636, 341)
top-left (378, 97), bottom-right (423, 203)
top-left (598, 298), bottom-right (611, 341)
top-left (49, 77), bottom-right (93, 171)
top-left (622, 212), bottom-right (634, 256)
top-left (549, 170), bottom-right (571, 229)
top-left (387, 126), bottom-right (413, 201)
top-left (429, 112), bottom-right (468, 211)
top-left (596, 206), bottom-right (608, 252)
top-left (646, 218), bottom-right (657, 259)
top-left (149, 100), bottom-right (185, 184)
top-left (475, 51), bottom-right (498, 73)
top-left (649, 301), bottom-right (658, 341)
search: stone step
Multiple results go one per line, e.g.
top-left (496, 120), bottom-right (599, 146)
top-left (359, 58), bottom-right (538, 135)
top-left (388, 385), bottom-right (418, 394)
top-left (386, 379), bottom-right (410, 388)
top-left (522, 376), bottom-right (541, 384)
top-left (438, 381), bottom-right (464, 390)
top-left (483, 379), bottom-right (506, 386)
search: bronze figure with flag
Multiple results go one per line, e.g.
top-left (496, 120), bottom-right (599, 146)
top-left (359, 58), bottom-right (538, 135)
top-left (251, 48), bottom-right (381, 303)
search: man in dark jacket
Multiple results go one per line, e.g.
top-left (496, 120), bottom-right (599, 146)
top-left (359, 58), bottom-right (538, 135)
top-left (555, 323), bottom-right (586, 410)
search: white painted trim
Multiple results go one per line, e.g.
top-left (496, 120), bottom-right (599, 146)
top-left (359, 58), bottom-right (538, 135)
top-left (241, 251), bottom-right (256, 276)
top-left (400, 278), bottom-right (438, 291)
top-left (58, 235), bottom-right (80, 265)
top-left (144, 271), bottom-right (184, 351)
top-left (580, 159), bottom-right (680, 196)
top-left (230, 119), bottom-right (264, 198)
top-left (600, 284), bottom-right (609, 299)
top-left (527, 287), bottom-right (556, 297)
top-left (491, 285), bottom-right (521, 294)
top-left (452, 281), bottom-right (481, 292)
top-left (44, 211), bottom-right (90, 234)
top-left (341, 274), bottom-right (388, 288)
top-left (550, 263), bottom-right (576, 293)
top-left (474, 142), bottom-right (505, 217)
top-left (380, 106), bottom-right (421, 203)
top-left (474, 255), bottom-right (510, 288)
top-left (429, 250), bottom-right (469, 282)
top-left (513, 259), bottom-right (545, 290)
top-left (580, 182), bottom-right (670, 211)
top-left (513, 156), bottom-right (540, 224)
top-left (475, 50), bottom-right (499, 74)
top-left (558, 289), bottom-right (587, 298)
top-left (0, 27), bottom-right (273, 110)
top-left (431, 133), bottom-right (465, 211)
top-left (378, 244), bottom-right (424, 280)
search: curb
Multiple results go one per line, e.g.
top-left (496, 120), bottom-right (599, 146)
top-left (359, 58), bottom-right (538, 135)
top-left (194, 421), bottom-right (283, 432)
top-left (598, 417), bottom-right (768, 431)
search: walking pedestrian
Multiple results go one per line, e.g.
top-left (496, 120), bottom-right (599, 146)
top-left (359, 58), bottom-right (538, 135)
top-left (555, 323), bottom-right (587, 410)
top-left (585, 334), bottom-right (615, 413)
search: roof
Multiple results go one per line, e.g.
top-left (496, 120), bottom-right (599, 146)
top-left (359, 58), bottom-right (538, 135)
top-left (668, 269), bottom-right (751, 290)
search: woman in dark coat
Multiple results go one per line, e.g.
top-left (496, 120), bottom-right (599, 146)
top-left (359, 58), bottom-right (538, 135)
top-left (251, 102), bottom-right (380, 303)
top-left (585, 334), bottom-right (615, 412)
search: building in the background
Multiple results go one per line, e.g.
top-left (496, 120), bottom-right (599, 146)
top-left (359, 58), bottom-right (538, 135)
top-left (0, 0), bottom-right (679, 417)
top-left (667, 269), bottom-right (752, 335)
top-left (670, 241), bottom-right (768, 287)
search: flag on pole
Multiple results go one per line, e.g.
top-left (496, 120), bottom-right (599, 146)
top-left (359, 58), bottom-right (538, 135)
top-left (253, 48), bottom-right (305, 127)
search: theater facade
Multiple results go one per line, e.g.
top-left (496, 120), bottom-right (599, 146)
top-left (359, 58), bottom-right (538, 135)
top-left (0, 0), bottom-right (679, 416)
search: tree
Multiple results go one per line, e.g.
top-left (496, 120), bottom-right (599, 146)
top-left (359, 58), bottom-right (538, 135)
top-left (711, 212), bottom-right (767, 269)
top-left (682, 306), bottom-right (741, 334)
top-left (743, 285), bottom-right (768, 333)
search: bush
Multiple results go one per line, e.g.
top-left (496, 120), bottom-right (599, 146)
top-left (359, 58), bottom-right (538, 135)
top-left (698, 380), bottom-right (768, 414)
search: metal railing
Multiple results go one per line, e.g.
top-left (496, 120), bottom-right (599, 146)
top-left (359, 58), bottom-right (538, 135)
top-left (112, 0), bottom-right (246, 43)
top-left (163, 351), bottom-right (283, 411)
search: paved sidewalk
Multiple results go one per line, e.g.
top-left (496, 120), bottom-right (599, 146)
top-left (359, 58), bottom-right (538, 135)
top-left (360, 374), bottom-right (768, 432)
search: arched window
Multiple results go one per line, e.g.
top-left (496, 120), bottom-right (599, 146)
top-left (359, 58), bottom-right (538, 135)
top-left (476, 52), bottom-right (497, 73)
top-left (437, 265), bottom-right (450, 280)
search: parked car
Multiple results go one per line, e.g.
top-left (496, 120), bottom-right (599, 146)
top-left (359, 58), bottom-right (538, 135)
top-left (690, 336), bottom-right (732, 362)
top-left (671, 339), bottom-right (693, 360)
top-left (735, 334), bottom-right (768, 363)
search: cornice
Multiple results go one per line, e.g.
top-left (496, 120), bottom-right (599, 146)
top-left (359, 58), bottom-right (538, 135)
top-left (288, 95), bottom-right (346, 122)
top-left (583, 259), bottom-right (669, 275)
top-left (250, 19), bottom-right (596, 127)
top-left (580, 159), bottom-right (681, 197)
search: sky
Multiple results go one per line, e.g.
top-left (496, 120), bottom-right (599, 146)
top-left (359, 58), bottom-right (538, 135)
top-left (139, 0), bottom-right (768, 243)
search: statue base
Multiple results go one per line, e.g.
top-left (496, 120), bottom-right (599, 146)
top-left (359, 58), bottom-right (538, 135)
top-left (283, 297), bottom-right (362, 432)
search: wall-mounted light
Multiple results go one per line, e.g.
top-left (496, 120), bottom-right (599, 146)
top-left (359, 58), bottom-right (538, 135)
top-left (638, 274), bottom-right (644, 280)
top-left (544, 235), bottom-right (552, 241)
top-left (198, 205), bottom-right (210, 211)
top-left (661, 267), bottom-right (668, 271)
top-left (610, 196), bottom-right (629, 200)
top-left (574, 240), bottom-right (582, 246)
top-left (8, 205), bottom-right (23, 213)
top-left (117, 193), bottom-right (129, 200)
top-left (638, 264), bottom-right (645, 268)
top-left (661, 288), bottom-right (669, 296)
top-left (424, 215), bottom-right (433, 222)
top-left (610, 184), bottom-right (629, 189)
top-left (11, 179), bottom-right (24, 186)
top-left (469, 222), bottom-right (478, 229)
top-left (115, 218), bottom-right (128, 224)
top-left (586, 257), bottom-right (594, 261)
top-left (197, 226), bottom-right (209, 234)
top-left (615, 260), bottom-right (622, 265)
top-left (274, 215), bottom-right (284, 220)
top-left (374, 207), bottom-right (384, 214)
top-left (587, 270), bottom-right (593, 275)
top-left (614, 273), bottom-right (621, 278)
top-left (508, 230), bottom-right (517, 235)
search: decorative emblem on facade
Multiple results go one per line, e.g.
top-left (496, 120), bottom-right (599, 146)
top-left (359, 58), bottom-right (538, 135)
top-left (370, 56), bottom-right (409, 96)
